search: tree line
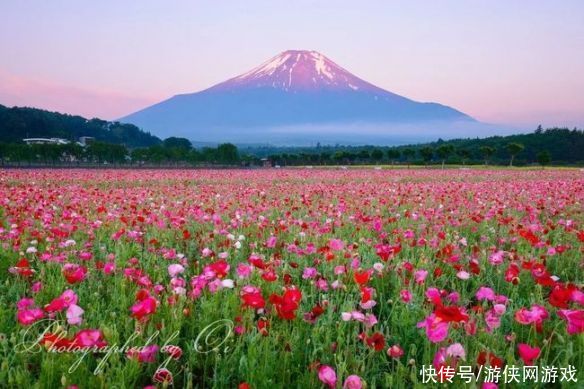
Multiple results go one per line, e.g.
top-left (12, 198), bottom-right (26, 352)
top-left (251, 126), bottom-right (583, 167)
top-left (0, 139), bottom-right (242, 166)
top-left (0, 126), bottom-right (581, 167)
top-left (263, 143), bottom-right (551, 168)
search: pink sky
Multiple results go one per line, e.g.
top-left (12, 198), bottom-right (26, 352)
top-left (1, 1), bottom-right (582, 129)
top-left (0, 69), bottom-right (156, 119)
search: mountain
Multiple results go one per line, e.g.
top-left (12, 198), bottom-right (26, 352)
top-left (120, 50), bottom-right (485, 145)
top-left (0, 104), bottom-right (161, 147)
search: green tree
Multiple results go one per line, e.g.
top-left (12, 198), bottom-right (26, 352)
top-left (536, 150), bottom-right (551, 168)
top-left (86, 141), bottom-right (127, 164)
top-left (319, 152), bottom-right (331, 165)
top-left (332, 150), bottom-right (347, 164)
top-left (401, 148), bottom-right (415, 168)
top-left (130, 148), bottom-right (149, 165)
top-left (216, 143), bottom-right (239, 164)
top-left (457, 148), bottom-right (471, 165)
top-left (163, 137), bottom-right (192, 150)
top-left (358, 149), bottom-right (370, 163)
top-left (419, 147), bottom-right (434, 166)
top-left (188, 148), bottom-right (203, 164)
top-left (386, 149), bottom-right (400, 165)
top-left (436, 144), bottom-right (454, 169)
top-left (506, 142), bottom-right (524, 166)
top-left (371, 148), bottom-right (384, 164)
top-left (480, 146), bottom-right (496, 166)
top-left (145, 145), bottom-right (171, 164)
top-left (62, 143), bottom-right (84, 164)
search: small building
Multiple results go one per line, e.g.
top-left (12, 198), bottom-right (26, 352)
top-left (260, 158), bottom-right (272, 168)
top-left (23, 138), bottom-right (70, 145)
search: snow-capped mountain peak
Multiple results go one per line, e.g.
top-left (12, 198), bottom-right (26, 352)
top-left (211, 50), bottom-right (379, 92)
top-left (120, 49), bottom-right (476, 143)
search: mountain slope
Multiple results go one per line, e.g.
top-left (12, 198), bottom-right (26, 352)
top-left (0, 104), bottom-right (161, 147)
top-left (120, 50), bottom-right (477, 144)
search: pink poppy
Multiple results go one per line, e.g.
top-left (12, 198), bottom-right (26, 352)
top-left (343, 375), bottom-right (363, 389)
top-left (446, 343), bottom-right (466, 360)
top-left (103, 262), bottom-right (116, 275)
top-left (514, 304), bottom-right (549, 331)
top-left (127, 344), bottom-right (159, 363)
top-left (45, 289), bottom-right (78, 313)
top-left (236, 263), bottom-right (252, 278)
top-left (400, 290), bottom-right (412, 303)
top-left (168, 264), bottom-right (185, 277)
top-left (66, 304), bottom-right (84, 325)
top-left (488, 250), bottom-right (505, 265)
top-left (302, 267), bottom-right (318, 279)
top-left (557, 309), bottom-right (584, 334)
top-left (387, 344), bottom-right (404, 358)
top-left (476, 286), bottom-right (496, 301)
top-left (417, 313), bottom-right (449, 343)
top-left (517, 343), bottom-right (540, 365)
top-left (17, 301), bottom-right (44, 326)
top-left (414, 270), bottom-right (428, 284)
top-left (318, 365), bottom-right (337, 388)
top-left (73, 329), bottom-right (106, 348)
top-left (266, 236), bottom-right (277, 248)
top-left (329, 238), bottom-right (344, 251)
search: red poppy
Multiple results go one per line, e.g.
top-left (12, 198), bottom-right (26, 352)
top-left (130, 295), bottom-right (158, 321)
top-left (365, 332), bottom-right (386, 352)
top-left (549, 284), bottom-right (576, 308)
top-left (269, 287), bottom-right (302, 320)
top-left (161, 345), bottom-right (183, 360)
top-left (504, 263), bottom-right (520, 284)
top-left (257, 318), bottom-right (269, 336)
top-left (42, 332), bottom-right (73, 349)
top-left (360, 286), bottom-right (372, 303)
top-left (518, 229), bottom-right (540, 246)
top-left (62, 264), bottom-right (87, 284)
top-left (434, 305), bottom-right (469, 323)
top-left (261, 270), bottom-right (278, 282)
top-left (248, 256), bottom-right (268, 270)
top-left (153, 368), bottom-right (173, 384)
top-left (210, 259), bottom-right (229, 278)
top-left (10, 258), bottom-right (35, 278)
top-left (241, 291), bottom-right (265, 309)
top-left (354, 270), bottom-right (371, 285)
top-left (477, 351), bottom-right (503, 368)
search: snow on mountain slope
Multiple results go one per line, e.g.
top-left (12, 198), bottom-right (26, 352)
top-left (210, 50), bottom-right (385, 93)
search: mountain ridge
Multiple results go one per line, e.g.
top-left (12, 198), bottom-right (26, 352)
top-left (120, 50), bottom-right (479, 144)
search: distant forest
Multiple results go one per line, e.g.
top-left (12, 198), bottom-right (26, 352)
top-left (0, 104), bottom-right (160, 148)
top-left (245, 126), bottom-right (584, 166)
top-left (0, 104), bottom-right (582, 166)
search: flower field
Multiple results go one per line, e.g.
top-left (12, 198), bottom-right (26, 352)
top-left (1, 168), bottom-right (583, 388)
